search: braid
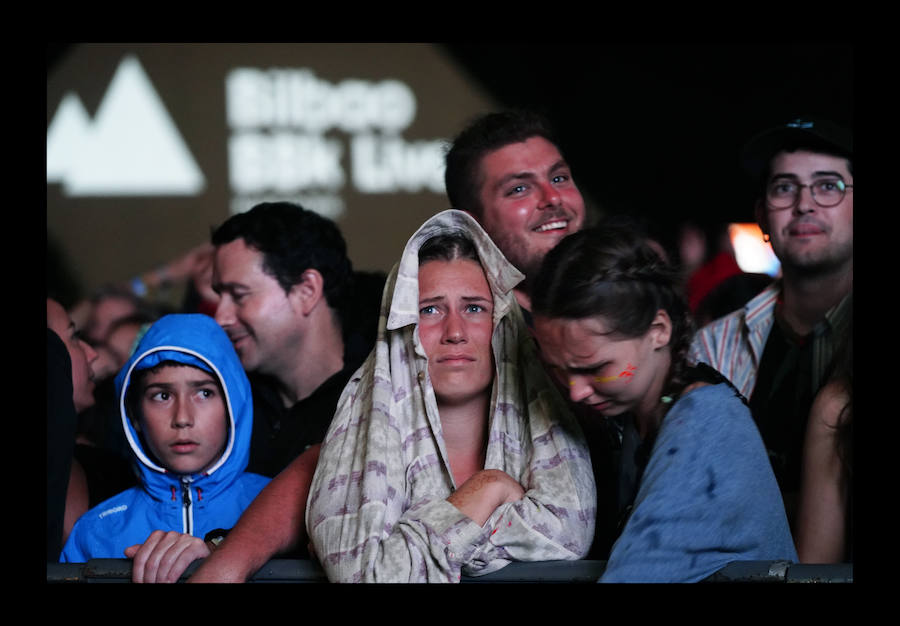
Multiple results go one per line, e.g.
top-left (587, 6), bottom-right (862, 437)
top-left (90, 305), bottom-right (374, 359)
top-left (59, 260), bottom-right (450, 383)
top-left (533, 222), bottom-right (696, 404)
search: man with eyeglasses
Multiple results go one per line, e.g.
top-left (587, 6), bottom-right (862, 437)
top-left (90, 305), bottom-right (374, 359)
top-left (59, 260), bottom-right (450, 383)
top-left (689, 117), bottom-right (852, 530)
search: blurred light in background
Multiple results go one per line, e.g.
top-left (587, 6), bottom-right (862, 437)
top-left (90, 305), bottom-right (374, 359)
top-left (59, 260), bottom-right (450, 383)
top-left (729, 223), bottom-right (781, 277)
top-left (46, 44), bottom-right (498, 298)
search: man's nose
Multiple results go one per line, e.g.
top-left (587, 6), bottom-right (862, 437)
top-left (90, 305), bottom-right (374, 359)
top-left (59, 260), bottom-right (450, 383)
top-left (537, 181), bottom-right (561, 209)
top-left (214, 296), bottom-right (235, 328)
top-left (795, 184), bottom-right (817, 213)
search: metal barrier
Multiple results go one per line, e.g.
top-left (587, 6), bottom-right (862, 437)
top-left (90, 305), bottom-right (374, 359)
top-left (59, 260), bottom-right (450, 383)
top-left (46, 559), bottom-right (852, 583)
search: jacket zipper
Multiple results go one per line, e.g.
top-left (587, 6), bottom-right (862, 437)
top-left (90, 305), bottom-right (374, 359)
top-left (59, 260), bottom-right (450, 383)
top-left (181, 478), bottom-right (194, 536)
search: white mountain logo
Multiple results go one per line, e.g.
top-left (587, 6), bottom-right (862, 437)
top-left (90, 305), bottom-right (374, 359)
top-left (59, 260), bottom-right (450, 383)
top-left (47, 54), bottom-right (205, 196)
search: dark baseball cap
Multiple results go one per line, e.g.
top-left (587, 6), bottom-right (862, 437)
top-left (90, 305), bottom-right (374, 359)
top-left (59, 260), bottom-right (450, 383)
top-left (740, 116), bottom-right (853, 183)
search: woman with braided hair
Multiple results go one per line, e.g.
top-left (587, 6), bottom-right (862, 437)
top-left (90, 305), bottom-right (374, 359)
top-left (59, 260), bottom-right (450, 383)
top-left (531, 221), bottom-right (797, 583)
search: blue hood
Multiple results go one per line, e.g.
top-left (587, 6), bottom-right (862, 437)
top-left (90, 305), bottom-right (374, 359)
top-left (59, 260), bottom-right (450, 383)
top-left (114, 314), bottom-right (254, 499)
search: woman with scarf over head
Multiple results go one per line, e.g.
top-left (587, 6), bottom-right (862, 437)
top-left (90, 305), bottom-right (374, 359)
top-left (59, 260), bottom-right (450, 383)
top-left (306, 210), bottom-right (595, 583)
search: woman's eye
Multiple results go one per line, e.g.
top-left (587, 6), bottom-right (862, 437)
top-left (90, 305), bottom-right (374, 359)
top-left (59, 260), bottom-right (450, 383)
top-left (419, 305), bottom-right (437, 316)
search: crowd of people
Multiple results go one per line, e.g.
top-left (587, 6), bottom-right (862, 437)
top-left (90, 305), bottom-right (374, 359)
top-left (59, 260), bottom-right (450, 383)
top-left (47, 109), bottom-right (853, 583)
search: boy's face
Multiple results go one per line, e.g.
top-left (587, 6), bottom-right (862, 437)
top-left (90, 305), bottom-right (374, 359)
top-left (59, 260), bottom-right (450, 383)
top-left (137, 364), bottom-right (228, 475)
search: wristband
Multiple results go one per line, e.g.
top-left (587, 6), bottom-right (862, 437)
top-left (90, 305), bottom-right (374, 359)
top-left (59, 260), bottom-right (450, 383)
top-left (130, 276), bottom-right (148, 297)
top-left (203, 528), bottom-right (230, 550)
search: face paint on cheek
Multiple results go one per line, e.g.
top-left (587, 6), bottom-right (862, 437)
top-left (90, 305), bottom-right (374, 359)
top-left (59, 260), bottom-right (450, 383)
top-left (595, 364), bottom-right (636, 384)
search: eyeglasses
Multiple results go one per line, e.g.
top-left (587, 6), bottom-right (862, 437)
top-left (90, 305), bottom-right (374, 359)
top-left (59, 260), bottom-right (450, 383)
top-left (765, 178), bottom-right (854, 210)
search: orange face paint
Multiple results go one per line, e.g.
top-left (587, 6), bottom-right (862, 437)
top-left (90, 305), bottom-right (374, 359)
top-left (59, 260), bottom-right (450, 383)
top-left (595, 364), bottom-right (636, 383)
top-left (568, 364), bottom-right (636, 387)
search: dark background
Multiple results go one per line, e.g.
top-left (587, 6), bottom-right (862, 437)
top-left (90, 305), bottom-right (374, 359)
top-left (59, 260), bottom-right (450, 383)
top-left (48, 42), bottom-right (853, 256)
top-left (442, 43), bottom-right (853, 252)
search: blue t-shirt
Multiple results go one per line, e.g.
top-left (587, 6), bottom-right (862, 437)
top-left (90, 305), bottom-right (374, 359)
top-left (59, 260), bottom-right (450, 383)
top-left (600, 383), bottom-right (797, 583)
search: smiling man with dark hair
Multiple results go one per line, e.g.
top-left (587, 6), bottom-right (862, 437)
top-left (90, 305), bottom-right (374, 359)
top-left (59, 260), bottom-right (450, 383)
top-left (445, 110), bottom-right (586, 312)
top-left (210, 201), bottom-right (374, 478)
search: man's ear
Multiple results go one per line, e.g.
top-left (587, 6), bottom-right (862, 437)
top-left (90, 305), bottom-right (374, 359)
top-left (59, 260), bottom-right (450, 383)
top-left (649, 309), bottom-right (672, 350)
top-left (289, 269), bottom-right (325, 316)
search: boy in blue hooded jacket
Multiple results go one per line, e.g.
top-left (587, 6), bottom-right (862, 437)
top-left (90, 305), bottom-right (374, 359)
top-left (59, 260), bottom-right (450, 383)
top-left (61, 314), bottom-right (270, 581)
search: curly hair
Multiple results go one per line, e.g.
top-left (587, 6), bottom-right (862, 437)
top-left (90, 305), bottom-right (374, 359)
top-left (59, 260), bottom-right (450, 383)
top-left (531, 220), bottom-right (696, 402)
top-left (211, 202), bottom-right (354, 314)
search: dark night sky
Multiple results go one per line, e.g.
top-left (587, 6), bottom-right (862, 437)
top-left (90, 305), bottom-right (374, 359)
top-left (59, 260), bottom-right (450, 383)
top-left (442, 43), bottom-right (853, 249)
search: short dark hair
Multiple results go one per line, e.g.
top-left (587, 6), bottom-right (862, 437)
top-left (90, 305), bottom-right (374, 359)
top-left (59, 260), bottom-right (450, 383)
top-left (532, 221), bottom-right (694, 397)
top-left (418, 233), bottom-right (480, 266)
top-left (444, 110), bottom-right (563, 216)
top-left (757, 142), bottom-right (854, 198)
top-left (740, 118), bottom-right (854, 194)
top-left (212, 202), bottom-right (353, 312)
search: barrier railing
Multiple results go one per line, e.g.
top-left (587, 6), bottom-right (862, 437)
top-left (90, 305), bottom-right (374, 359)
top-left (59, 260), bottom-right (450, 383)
top-left (46, 559), bottom-right (852, 583)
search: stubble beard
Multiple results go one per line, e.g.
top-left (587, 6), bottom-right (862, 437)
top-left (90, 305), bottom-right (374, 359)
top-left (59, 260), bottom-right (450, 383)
top-left (776, 231), bottom-right (852, 278)
top-left (493, 232), bottom-right (545, 296)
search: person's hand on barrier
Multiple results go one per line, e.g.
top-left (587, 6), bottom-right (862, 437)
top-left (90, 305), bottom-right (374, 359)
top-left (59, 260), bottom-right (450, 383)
top-left (125, 529), bottom-right (211, 583)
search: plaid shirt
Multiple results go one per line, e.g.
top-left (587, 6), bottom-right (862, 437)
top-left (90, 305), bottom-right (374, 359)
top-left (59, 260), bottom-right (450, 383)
top-left (689, 281), bottom-right (851, 400)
